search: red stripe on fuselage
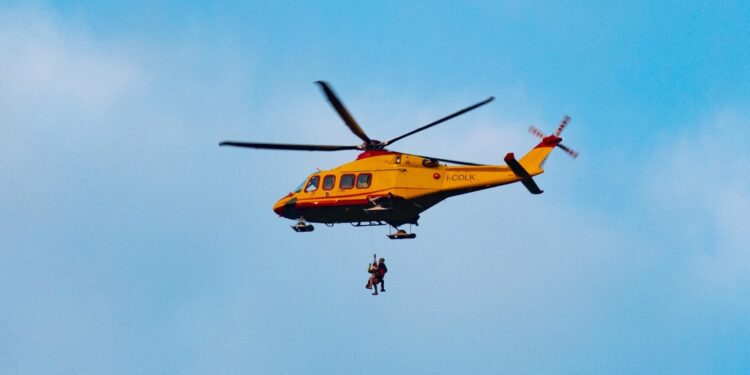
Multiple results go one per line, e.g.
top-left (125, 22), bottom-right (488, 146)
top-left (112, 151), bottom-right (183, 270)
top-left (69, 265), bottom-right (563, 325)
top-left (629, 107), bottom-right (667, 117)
top-left (294, 188), bottom-right (392, 203)
top-left (295, 196), bottom-right (383, 208)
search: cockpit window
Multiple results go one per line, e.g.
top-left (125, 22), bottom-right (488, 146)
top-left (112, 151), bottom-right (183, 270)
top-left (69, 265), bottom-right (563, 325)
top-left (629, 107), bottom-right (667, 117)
top-left (293, 178), bottom-right (306, 193)
top-left (323, 175), bottom-right (336, 190)
top-left (304, 175), bottom-right (320, 192)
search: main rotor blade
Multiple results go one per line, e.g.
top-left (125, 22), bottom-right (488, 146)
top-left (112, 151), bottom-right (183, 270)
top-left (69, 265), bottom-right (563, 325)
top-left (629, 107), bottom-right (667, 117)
top-left (219, 141), bottom-right (359, 152)
top-left (384, 96), bottom-right (494, 147)
top-left (413, 154), bottom-right (484, 166)
top-left (315, 81), bottom-right (372, 144)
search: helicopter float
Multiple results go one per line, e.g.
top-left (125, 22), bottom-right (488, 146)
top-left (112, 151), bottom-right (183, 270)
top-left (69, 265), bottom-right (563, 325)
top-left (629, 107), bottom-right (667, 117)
top-left (220, 81), bottom-right (577, 239)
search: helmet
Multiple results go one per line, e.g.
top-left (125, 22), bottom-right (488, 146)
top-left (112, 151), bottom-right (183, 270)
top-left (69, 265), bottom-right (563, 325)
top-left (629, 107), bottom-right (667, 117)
top-left (379, 258), bottom-right (385, 262)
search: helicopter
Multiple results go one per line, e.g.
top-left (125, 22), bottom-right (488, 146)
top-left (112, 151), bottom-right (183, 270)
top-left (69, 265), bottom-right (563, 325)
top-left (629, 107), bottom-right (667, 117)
top-left (220, 81), bottom-right (577, 239)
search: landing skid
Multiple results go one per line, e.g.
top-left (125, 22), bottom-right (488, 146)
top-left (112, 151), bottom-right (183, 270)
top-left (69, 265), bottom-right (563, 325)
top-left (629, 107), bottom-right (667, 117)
top-left (387, 232), bottom-right (416, 240)
top-left (291, 221), bottom-right (314, 232)
top-left (387, 229), bottom-right (416, 240)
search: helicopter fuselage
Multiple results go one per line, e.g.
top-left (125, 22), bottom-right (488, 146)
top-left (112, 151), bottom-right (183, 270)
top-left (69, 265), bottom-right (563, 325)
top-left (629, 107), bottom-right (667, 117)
top-left (272, 149), bottom-right (545, 228)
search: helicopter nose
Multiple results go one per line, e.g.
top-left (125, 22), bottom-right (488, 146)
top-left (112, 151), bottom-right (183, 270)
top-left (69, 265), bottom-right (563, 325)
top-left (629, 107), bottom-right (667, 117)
top-left (273, 203), bottom-right (284, 216)
top-left (273, 200), bottom-right (286, 216)
top-left (273, 195), bottom-right (297, 218)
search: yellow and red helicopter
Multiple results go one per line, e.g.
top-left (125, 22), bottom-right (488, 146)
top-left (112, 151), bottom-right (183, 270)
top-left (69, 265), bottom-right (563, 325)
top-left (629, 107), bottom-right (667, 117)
top-left (221, 81), bottom-right (577, 239)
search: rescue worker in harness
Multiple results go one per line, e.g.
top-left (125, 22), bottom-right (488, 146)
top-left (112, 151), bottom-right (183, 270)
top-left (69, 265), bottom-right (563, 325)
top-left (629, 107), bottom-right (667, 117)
top-left (365, 254), bottom-right (388, 295)
top-left (366, 259), bottom-right (380, 295)
top-left (377, 257), bottom-right (387, 292)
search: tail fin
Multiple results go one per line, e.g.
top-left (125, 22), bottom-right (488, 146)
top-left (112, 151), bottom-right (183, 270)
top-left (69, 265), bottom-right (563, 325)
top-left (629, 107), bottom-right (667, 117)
top-left (519, 135), bottom-right (562, 175)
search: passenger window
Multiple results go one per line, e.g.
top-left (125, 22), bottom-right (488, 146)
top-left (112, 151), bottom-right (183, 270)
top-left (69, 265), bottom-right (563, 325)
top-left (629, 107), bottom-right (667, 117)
top-left (304, 175), bottom-right (320, 192)
top-left (356, 173), bottom-right (372, 189)
top-left (323, 175), bottom-right (336, 190)
top-left (340, 174), bottom-right (355, 189)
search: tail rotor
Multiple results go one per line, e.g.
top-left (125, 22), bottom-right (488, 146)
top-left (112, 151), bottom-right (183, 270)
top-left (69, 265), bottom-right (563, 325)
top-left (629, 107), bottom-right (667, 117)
top-left (528, 115), bottom-right (579, 159)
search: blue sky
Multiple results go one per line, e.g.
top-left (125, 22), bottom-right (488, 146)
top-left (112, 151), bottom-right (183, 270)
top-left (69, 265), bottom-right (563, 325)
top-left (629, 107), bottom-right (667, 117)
top-left (2, 2), bottom-right (749, 374)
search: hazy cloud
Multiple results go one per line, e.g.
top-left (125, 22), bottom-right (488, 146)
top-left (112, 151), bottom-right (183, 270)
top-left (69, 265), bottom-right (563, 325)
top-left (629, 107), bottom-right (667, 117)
top-left (644, 108), bottom-right (750, 302)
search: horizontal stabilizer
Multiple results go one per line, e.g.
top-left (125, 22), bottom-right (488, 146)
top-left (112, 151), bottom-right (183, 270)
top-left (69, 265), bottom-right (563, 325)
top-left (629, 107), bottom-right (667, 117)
top-left (504, 152), bottom-right (543, 194)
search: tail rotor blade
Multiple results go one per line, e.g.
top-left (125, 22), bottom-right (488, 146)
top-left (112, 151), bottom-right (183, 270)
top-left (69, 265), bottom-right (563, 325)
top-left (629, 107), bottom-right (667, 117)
top-left (528, 125), bottom-right (546, 139)
top-left (554, 115), bottom-right (571, 136)
top-left (557, 143), bottom-right (578, 158)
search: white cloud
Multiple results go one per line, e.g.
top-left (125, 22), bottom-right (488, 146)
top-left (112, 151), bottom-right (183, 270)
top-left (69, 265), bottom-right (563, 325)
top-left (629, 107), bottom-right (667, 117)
top-left (643, 107), bottom-right (750, 303)
top-left (0, 8), bottom-right (145, 231)
top-left (0, 8), bottom-right (143, 117)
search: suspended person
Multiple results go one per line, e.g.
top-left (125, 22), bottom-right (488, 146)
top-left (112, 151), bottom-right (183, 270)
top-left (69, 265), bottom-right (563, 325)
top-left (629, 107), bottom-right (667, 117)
top-left (377, 258), bottom-right (387, 293)
top-left (366, 260), bottom-right (380, 295)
